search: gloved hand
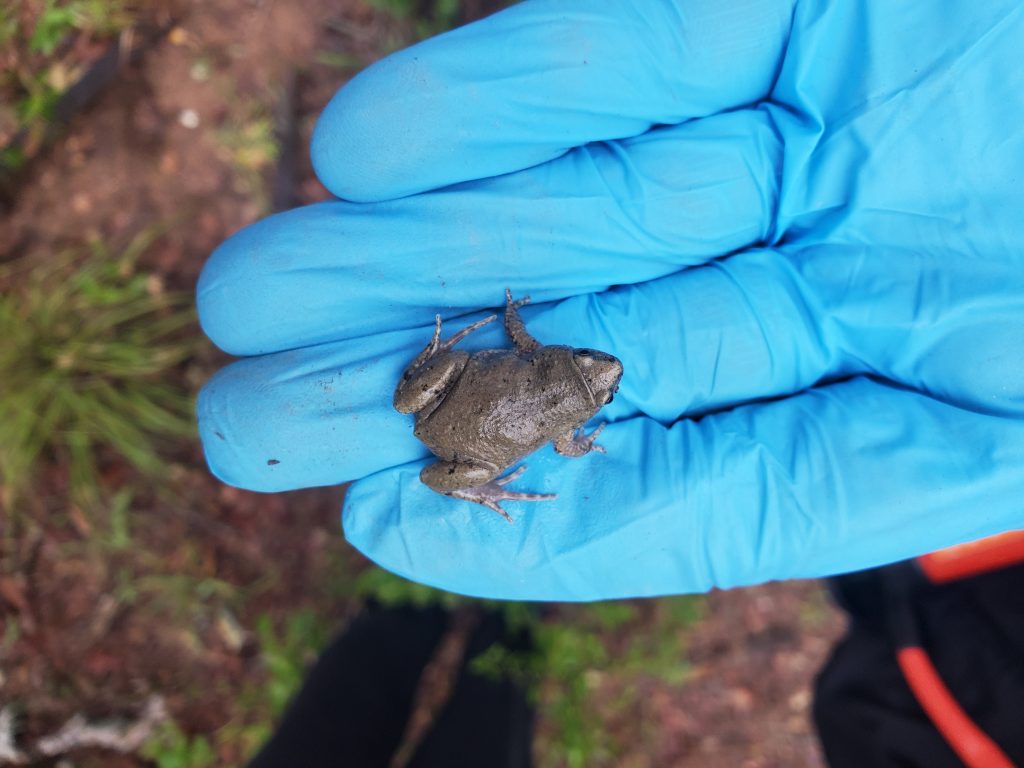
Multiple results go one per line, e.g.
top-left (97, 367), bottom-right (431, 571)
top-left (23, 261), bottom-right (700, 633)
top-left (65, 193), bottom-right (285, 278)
top-left (196, 0), bottom-right (1024, 601)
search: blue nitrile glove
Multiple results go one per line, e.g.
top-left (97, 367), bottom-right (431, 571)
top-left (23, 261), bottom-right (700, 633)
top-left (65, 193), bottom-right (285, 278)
top-left (196, 0), bottom-right (1024, 601)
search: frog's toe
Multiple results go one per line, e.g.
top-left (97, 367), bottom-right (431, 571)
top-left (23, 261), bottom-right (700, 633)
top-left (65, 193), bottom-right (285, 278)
top-left (447, 466), bottom-right (556, 523)
top-left (554, 423), bottom-right (607, 457)
top-left (495, 464), bottom-right (528, 486)
top-left (505, 287), bottom-right (531, 310)
top-left (479, 498), bottom-right (515, 524)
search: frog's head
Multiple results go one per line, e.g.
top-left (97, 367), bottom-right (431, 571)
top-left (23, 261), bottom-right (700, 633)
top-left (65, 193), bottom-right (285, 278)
top-left (572, 348), bottom-right (623, 406)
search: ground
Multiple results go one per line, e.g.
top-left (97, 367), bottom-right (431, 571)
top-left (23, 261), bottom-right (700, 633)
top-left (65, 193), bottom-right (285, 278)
top-left (0, 1), bottom-right (846, 766)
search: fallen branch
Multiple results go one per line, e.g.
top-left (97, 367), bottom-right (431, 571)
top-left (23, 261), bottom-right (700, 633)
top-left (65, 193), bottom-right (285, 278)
top-left (390, 606), bottom-right (481, 768)
top-left (0, 707), bottom-right (27, 764)
top-left (0, 696), bottom-right (166, 764)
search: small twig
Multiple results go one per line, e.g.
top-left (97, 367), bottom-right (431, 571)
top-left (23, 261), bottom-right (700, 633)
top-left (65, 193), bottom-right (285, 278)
top-left (0, 708), bottom-right (28, 764)
top-left (0, 696), bottom-right (167, 764)
top-left (271, 69), bottom-right (298, 213)
top-left (0, 20), bottom-right (176, 207)
top-left (390, 607), bottom-right (481, 768)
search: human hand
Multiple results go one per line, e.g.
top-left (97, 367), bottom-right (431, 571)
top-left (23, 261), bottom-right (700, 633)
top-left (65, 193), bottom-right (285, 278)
top-left (196, 0), bottom-right (1024, 600)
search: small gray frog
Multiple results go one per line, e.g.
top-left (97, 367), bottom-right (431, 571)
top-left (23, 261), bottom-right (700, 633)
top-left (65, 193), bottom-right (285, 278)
top-left (394, 289), bottom-right (623, 522)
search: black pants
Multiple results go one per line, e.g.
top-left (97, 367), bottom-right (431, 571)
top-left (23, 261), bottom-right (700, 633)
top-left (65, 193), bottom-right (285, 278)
top-left (248, 603), bottom-right (533, 768)
top-left (251, 566), bottom-right (1024, 767)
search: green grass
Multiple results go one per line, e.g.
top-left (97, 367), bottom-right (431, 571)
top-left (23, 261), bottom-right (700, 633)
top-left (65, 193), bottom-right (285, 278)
top-left (0, 228), bottom-right (200, 512)
top-left (313, 50), bottom-right (367, 72)
top-left (142, 721), bottom-right (218, 768)
top-left (0, 7), bottom-right (18, 48)
top-left (216, 610), bottom-right (331, 758)
top-left (142, 609), bottom-right (334, 767)
top-left (29, 0), bottom-right (132, 55)
top-left (357, 567), bottom-right (704, 767)
top-left (254, 610), bottom-right (332, 717)
top-left (470, 597), bottom-right (703, 767)
top-left (215, 109), bottom-right (279, 212)
top-left (365, 0), bottom-right (462, 40)
top-left (355, 562), bottom-right (469, 610)
top-left (0, 0), bottom-right (139, 170)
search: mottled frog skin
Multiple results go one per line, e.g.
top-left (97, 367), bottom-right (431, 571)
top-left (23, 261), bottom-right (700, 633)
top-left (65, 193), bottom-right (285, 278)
top-left (394, 289), bottom-right (623, 521)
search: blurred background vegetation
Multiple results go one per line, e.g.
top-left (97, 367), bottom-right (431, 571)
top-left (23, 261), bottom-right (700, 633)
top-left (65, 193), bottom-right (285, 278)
top-left (0, 1), bottom-right (841, 766)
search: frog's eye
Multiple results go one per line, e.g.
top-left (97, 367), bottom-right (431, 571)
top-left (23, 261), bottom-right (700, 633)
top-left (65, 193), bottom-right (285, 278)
top-left (577, 349), bottom-right (593, 357)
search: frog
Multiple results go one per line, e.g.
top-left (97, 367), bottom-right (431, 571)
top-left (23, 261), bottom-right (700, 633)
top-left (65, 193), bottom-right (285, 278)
top-left (393, 288), bottom-right (623, 522)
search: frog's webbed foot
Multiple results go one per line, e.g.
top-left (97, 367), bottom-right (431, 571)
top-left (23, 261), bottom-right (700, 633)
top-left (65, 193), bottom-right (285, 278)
top-left (447, 465), bottom-right (556, 524)
top-left (553, 423), bottom-right (607, 458)
top-left (406, 312), bottom-right (497, 372)
top-left (504, 288), bottom-right (542, 356)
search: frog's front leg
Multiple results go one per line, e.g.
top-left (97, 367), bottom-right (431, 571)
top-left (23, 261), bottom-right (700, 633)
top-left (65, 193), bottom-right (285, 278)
top-left (420, 461), bottom-right (556, 523)
top-left (553, 422), bottom-right (607, 457)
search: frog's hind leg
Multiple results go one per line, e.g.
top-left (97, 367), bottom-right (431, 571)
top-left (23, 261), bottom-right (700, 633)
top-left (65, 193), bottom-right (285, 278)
top-left (504, 288), bottom-right (541, 355)
top-left (421, 461), bottom-right (555, 523)
top-left (443, 312), bottom-right (498, 349)
top-left (421, 458), bottom-right (500, 492)
top-left (404, 312), bottom-right (498, 373)
top-left (449, 466), bottom-right (557, 524)
top-left (395, 313), bottom-right (498, 413)
top-left (393, 349), bottom-right (469, 414)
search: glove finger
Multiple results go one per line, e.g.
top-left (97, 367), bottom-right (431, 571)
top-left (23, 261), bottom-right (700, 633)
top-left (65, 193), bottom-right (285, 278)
top-left (193, 244), bottom-right (848, 493)
top-left (342, 377), bottom-right (1024, 601)
top-left (197, 300), bottom-right (664, 493)
top-left (199, 221), bottom-right (1024, 494)
top-left (593, 242), bottom-right (1024, 421)
top-left (200, 108), bottom-right (780, 356)
top-left (197, 241), bottom-right (1024, 494)
top-left (201, 253), bottom-right (822, 493)
top-left (197, 313), bottom-right (500, 493)
top-left (312, 0), bottom-right (794, 201)
top-left (782, 243), bottom-right (1024, 418)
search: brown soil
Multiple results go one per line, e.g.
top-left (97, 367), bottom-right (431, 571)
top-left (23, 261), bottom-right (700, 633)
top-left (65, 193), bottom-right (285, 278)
top-left (0, 1), bottom-right (847, 766)
top-left (657, 582), bottom-right (844, 767)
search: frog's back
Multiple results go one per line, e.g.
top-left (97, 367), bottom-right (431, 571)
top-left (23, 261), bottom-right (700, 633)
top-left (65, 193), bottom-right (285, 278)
top-left (414, 346), bottom-right (593, 468)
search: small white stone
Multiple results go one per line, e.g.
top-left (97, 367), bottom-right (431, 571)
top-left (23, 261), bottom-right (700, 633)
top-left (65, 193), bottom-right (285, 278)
top-left (178, 108), bottom-right (200, 129)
